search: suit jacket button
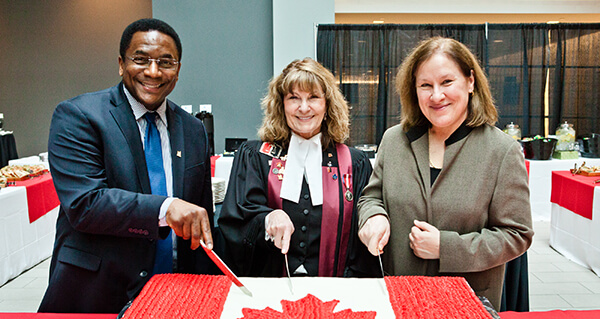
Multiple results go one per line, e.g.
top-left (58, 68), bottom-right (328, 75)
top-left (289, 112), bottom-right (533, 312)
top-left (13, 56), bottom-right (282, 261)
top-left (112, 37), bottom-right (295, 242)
top-left (299, 242), bottom-right (306, 248)
top-left (139, 271), bottom-right (148, 278)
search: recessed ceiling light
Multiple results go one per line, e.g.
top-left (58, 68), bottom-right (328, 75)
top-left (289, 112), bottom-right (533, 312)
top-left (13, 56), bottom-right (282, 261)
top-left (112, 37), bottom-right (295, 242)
top-left (373, 20), bottom-right (384, 24)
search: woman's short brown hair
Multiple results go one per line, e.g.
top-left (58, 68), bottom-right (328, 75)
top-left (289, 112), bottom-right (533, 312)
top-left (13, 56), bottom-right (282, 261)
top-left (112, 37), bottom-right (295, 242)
top-left (396, 37), bottom-right (497, 131)
top-left (258, 58), bottom-right (350, 147)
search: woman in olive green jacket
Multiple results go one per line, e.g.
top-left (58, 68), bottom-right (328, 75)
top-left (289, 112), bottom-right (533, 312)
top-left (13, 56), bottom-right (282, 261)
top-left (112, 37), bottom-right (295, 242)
top-left (357, 37), bottom-right (533, 310)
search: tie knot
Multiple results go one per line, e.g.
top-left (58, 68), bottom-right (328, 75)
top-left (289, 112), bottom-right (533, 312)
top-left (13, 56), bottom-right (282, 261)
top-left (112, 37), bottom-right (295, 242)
top-left (144, 112), bottom-right (158, 127)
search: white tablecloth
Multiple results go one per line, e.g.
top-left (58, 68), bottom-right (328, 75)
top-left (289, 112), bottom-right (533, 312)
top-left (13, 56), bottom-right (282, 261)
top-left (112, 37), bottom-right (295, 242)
top-left (220, 277), bottom-right (393, 318)
top-left (528, 158), bottom-right (600, 221)
top-left (213, 156), bottom-right (234, 190)
top-left (0, 186), bottom-right (58, 287)
top-left (550, 190), bottom-right (600, 277)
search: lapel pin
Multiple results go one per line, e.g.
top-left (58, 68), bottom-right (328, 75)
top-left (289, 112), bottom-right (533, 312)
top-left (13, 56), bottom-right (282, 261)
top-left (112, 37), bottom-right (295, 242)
top-left (176, 151), bottom-right (182, 157)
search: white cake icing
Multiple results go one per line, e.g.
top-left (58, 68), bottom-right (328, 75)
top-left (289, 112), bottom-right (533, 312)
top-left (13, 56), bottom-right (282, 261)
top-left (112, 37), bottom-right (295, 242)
top-left (219, 277), bottom-right (394, 318)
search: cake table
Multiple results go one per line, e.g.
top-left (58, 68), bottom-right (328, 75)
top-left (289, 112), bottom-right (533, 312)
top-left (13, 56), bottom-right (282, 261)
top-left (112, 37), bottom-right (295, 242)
top-left (120, 274), bottom-right (493, 318)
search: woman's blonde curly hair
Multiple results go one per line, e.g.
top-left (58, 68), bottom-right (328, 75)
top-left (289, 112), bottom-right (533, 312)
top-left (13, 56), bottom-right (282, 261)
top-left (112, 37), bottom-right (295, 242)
top-left (258, 58), bottom-right (350, 148)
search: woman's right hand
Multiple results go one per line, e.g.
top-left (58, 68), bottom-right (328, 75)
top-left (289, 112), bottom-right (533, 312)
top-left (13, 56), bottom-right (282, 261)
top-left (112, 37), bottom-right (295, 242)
top-left (358, 214), bottom-right (390, 256)
top-left (265, 209), bottom-right (295, 254)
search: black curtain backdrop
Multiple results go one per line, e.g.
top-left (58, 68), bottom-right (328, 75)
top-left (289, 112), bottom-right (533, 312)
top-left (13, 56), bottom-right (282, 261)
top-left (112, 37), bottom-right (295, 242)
top-left (317, 23), bottom-right (600, 146)
top-left (549, 23), bottom-right (600, 136)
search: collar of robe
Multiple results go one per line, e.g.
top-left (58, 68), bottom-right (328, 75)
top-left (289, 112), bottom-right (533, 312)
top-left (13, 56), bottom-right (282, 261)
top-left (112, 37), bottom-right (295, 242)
top-left (280, 132), bottom-right (323, 206)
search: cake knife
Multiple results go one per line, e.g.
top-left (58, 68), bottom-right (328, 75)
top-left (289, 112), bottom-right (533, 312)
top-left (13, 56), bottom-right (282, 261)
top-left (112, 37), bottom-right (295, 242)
top-left (284, 254), bottom-right (294, 294)
top-left (377, 250), bottom-right (387, 294)
top-left (377, 250), bottom-right (385, 278)
top-left (200, 241), bottom-right (253, 297)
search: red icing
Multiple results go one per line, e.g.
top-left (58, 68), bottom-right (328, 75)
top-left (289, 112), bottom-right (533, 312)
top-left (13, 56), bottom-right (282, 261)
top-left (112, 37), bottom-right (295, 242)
top-left (385, 276), bottom-right (492, 318)
top-left (122, 274), bottom-right (231, 319)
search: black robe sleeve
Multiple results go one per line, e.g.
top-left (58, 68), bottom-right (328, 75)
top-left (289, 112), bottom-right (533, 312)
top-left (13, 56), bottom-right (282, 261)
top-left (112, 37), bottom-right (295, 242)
top-left (344, 147), bottom-right (381, 277)
top-left (218, 141), bottom-right (283, 276)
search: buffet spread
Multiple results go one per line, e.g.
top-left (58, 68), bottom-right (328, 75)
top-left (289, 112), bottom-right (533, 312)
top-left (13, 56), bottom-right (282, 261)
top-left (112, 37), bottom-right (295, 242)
top-left (0, 164), bottom-right (48, 187)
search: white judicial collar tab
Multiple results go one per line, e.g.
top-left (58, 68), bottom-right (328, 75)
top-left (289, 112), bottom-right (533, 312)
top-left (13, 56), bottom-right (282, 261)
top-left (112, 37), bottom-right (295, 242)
top-left (280, 133), bottom-right (323, 206)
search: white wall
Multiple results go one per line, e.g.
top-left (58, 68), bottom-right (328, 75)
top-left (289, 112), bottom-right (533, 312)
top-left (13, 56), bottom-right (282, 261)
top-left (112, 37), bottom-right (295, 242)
top-left (335, 0), bottom-right (600, 14)
top-left (273, 0), bottom-right (335, 74)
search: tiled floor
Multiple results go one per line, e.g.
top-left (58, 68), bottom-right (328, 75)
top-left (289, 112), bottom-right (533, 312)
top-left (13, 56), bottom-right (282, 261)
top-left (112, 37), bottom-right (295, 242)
top-left (0, 220), bottom-right (599, 313)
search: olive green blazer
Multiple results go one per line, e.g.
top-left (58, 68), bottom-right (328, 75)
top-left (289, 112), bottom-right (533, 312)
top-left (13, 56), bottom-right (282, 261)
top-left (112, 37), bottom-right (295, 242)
top-left (358, 123), bottom-right (534, 310)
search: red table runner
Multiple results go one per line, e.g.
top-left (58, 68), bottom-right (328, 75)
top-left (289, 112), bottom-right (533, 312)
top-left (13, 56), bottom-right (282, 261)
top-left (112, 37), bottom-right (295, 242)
top-left (550, 171), bottom-right (596, 220)
top-left (12, 173), bottom-right (60, 223)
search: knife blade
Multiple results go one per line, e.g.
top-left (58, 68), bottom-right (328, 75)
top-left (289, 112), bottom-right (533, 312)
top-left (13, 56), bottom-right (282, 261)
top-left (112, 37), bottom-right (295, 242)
top-left (377, 250), bottom-right (387, 294)
top-left (284, 254), bottom-right (294, 294)
top-left (200, 241), bottom-right (253, 297)
top-left (377, 250), bottom-right (385, 278)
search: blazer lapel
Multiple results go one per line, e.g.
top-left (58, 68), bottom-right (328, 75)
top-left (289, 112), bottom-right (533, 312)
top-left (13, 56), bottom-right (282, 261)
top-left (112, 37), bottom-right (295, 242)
top-left (166, 102), bottom-right (184, 198)
top-left (109, 84), bottom-right (152, 195)
top-left (406, 126), bottom-right (430, 192)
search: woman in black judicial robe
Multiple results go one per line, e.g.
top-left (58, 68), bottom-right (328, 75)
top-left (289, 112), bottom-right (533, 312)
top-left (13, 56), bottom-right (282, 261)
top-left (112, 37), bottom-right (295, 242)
top-left (218, 58), bottom-right (379, 278)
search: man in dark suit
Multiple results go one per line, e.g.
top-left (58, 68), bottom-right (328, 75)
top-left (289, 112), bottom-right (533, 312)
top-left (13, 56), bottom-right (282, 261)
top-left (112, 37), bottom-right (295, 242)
top-left (38, 18), bottom-right (216, 313)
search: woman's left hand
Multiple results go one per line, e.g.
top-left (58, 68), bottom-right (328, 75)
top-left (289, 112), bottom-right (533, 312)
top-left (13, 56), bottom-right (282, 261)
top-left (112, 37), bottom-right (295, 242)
top-left (409, 220), bottom-right (440, 259)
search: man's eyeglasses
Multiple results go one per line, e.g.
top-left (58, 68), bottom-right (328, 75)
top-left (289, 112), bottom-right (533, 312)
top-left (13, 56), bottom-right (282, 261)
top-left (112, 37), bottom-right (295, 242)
top-left (127, 56), bottom-right (179, 70)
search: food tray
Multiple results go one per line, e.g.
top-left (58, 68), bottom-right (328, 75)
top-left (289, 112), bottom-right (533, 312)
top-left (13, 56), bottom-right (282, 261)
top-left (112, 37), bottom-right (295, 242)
top-left (576, 170), bottom-right (600, 176)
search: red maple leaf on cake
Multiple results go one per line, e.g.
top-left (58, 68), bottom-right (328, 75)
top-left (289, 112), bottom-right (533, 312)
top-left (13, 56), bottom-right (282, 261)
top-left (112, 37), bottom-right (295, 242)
top-left (239, 294), bottom-right (376, 319)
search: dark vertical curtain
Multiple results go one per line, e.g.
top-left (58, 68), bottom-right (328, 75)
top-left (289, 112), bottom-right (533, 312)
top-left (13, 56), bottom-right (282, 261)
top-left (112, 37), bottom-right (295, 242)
top-left (487, 24), bottom-right (549, 137)
top-left (549, 23), bottom-right (600, 136)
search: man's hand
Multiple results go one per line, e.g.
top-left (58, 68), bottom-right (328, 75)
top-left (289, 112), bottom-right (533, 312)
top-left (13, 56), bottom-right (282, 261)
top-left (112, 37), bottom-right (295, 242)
top-left (165, 198), bottom-right (212, 251)
top-left (409, 220), bottom-right (440, 259)
top-left (265, 209), bottom-right (295, 254)
top-left (358, 214), bottom-right (390, 256)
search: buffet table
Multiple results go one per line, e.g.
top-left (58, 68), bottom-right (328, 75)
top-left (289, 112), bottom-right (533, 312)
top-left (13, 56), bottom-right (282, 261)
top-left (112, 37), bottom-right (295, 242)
top-left (0, 174), bottom-right (59, 287)
top-left (549, 171), bottom-right (600, 276)
top-left (526, 158), bottom-right (600, 221)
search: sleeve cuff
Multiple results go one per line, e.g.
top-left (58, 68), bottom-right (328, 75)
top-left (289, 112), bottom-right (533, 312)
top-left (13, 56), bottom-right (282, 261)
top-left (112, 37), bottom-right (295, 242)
top-left (158, 197), bottom-right (176, 227)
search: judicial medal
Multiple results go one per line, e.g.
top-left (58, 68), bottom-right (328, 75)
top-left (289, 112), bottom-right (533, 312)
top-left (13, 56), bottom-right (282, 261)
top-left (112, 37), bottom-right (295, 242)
top-left (345, 190), bottom-right (353, 201)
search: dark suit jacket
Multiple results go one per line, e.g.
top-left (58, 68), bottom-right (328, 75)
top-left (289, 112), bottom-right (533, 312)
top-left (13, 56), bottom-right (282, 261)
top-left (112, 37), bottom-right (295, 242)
top-left (38, 83), bottom-right (216, 313)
